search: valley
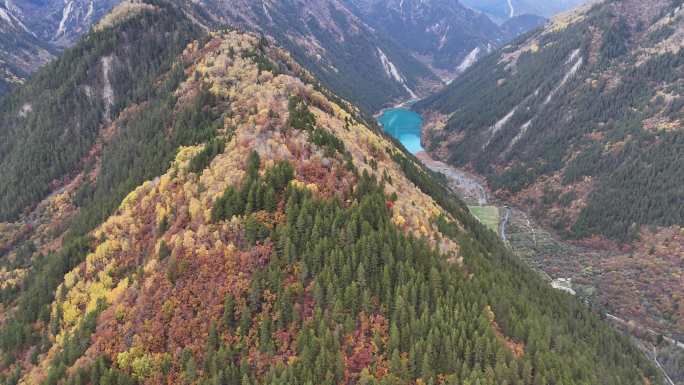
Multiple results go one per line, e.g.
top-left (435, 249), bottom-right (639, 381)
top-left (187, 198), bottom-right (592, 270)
top-left (380, 98), bottom-right (682, 337)
top-left (378, 102), bottom-right (684, 383)
top-left (0, 0), bottom-right (681, 384)
top-left (414, 0), bottom-right (683, 348)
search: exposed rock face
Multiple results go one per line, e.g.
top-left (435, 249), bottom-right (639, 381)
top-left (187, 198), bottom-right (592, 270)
top-left (176, 0), bottom-right (442, 112)
top-left (5, 0), bottom-right (119, 46)
top-left (345, 0), bottom-right (544, 81)
top-left (0, 0), bottom-right (120, 93)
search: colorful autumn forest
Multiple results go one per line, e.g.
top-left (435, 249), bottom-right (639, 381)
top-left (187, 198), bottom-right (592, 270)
top-left (0, 3), bottom-right (665, 385)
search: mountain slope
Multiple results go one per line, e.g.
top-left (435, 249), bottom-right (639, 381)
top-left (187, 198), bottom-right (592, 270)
top-left (417, 0), bottom-right (684, 243)
top-left (180, 0), bottom-right (442, 112)
top-left (345, 0), bottom-right (506, 80)
top-left (0, 2), bottom-right (663, 385)
top-left (0, 0), bottom-right (120, 94)
top-left (0, 2), bottom-right (54, 93)
top-left (0, 0), bottom-right (203, 225)
top-left (5, 0), bottom-right (120, 47)
top-left (0, 0), bottom-right (543, 108)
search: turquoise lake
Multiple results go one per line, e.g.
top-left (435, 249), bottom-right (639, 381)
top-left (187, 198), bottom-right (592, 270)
top-left (378, 108), bottom-right (424, 154)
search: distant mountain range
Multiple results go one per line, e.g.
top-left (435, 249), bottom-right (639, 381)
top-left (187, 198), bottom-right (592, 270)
top-left (0, 0), bottom-right (118, 93)
top-left (460, 0), bottom-right (587, 22)
top-left (0, 0), bottom-right (550, 110)
top-left (179, 0), bottom-right (444, 112)
top-left (346, 0), bottom-right (528, 81)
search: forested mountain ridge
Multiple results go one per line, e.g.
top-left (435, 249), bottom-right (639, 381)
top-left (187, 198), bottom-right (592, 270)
top-left (417, 0), bottom-right (684, 244)
top-left (0, 1), bottom-right (664, 384)
top-left (0, 0), bottom-right (202, 224)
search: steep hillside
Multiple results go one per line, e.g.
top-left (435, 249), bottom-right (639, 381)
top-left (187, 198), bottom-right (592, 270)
top-left (0, 2), bottom-right (54, 93)
top-left (345, 0), bottom-right (552, 82)
top-left (0, 0), bottom-right (119, 94)
top-left (0, 0), bottom-right (202, 225)
top-left (417, 0), bottom-right (684, 244)
top-left (180, 0), bottom-right (442, 112)
top-left (4, 0), bottom-right (120, 47)
top-left (345, 0), bottom-right (504, 80)
top-left (0, 2), bottom-right (663, 384)
top-left (0, 0), bottom-right (544, 108)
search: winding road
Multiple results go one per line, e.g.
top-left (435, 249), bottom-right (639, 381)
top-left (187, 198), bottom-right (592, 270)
top-left (606, 312), bottom-right (684, 383)
top-left (606, 313), bottom-right (684, 350)
top-left (653, 346), bottom-right (676, 385)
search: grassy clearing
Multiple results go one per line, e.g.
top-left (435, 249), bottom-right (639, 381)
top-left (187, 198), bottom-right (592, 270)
top-left (468, 206), bottom-right (500, 233)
